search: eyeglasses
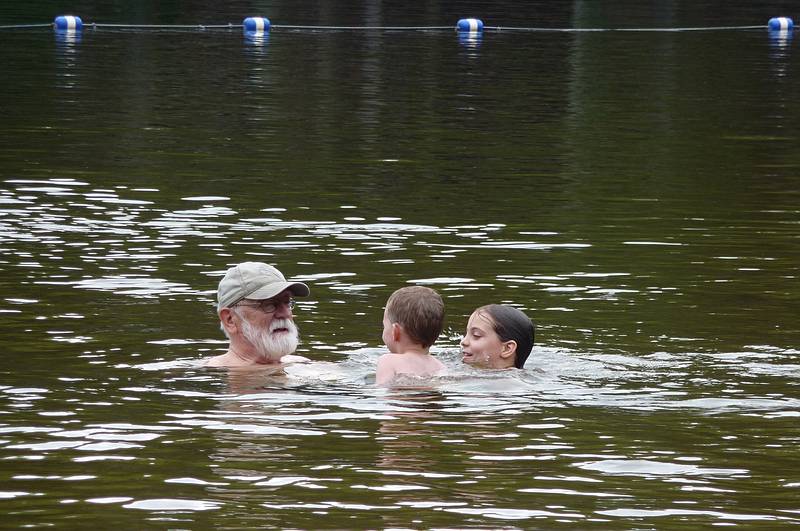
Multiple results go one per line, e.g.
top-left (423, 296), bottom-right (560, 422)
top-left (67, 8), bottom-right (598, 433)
top-left (234, 298), bottom-right (295, 314)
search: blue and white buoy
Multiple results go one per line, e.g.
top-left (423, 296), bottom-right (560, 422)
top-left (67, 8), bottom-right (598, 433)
top-left (243, 17), bottom-right (270, 34)
top-left (456, 18), bottom-right (484, 34)
top-left (768, 17), bottom-right (794, 31)
top-left (54, 15), bottom-right (83, 32)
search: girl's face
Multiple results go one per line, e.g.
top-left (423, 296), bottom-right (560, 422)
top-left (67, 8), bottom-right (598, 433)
top-left (460, 310), bottom-right (516, 369)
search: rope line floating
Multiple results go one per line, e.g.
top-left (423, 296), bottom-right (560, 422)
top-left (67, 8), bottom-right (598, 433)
top-left (272, 25), bottom-right (454, 30)
top-left (89, 23), bottom-right (235, 29)
top-left (0, 23), bottom-right (53, 29)
top-left (485, 25), bottom-right (766, 32)
top-left (0, 17), bottom-right (794, 33)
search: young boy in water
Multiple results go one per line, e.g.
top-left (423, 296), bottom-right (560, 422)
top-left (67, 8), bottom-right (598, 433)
top-left (376, 286), bottom-right (446, 386)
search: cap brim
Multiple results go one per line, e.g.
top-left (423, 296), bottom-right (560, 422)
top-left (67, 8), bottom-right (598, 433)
top-left (247, 281), bottom-right (310, 301)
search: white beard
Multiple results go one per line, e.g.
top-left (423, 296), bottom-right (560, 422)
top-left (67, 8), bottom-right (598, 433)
top-left (240, 317), bottom-right (299, 361)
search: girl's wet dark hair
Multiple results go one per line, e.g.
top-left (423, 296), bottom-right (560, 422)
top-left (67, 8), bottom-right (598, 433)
top-left (477, 304), bottom-right (535, 369)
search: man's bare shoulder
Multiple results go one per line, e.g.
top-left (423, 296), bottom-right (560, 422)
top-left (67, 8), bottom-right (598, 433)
top-left (203, 352), bottom-right (310, 368)
top-left (203, 354), bottom-right (233, 367)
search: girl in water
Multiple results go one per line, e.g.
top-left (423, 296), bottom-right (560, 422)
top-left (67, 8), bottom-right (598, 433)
top-left (461, 304), bottom-right (535, 369)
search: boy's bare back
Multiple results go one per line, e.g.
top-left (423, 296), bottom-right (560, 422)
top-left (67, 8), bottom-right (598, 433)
top-left (376, 351), bottom-right (445, 385)
top-left (376, 286), bottom-right (446, 386)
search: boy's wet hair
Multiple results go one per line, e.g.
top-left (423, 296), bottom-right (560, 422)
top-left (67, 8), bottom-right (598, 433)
top-left (476, 304), bottom-right (535, 368)
top-left (386, 286), bottom-right (445, 349)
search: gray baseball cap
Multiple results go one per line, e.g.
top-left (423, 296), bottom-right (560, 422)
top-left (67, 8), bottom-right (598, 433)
top-left (217, 262), bottom-right (310, 311)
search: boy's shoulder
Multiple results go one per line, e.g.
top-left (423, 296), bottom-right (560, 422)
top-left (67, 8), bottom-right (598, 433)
top-left (378, 351), bottom-right (440, 366)
top-left (377, 352), bottom-right (405, 364)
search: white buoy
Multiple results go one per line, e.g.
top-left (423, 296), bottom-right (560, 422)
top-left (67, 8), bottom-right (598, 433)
top-left (456, 18), bottom-right (484, 33)
top-left (243, 17), bottom-right (270, 34)
top-left (54, 15), bottom-right (83, 32)
top-left (768, 17), bottom-right (794, 31)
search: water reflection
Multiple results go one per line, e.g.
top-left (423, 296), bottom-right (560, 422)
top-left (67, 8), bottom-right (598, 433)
top-left (2, 4), bottom-right (800, 526)
top-left (54, 31), bottom-right (81, 90)
top-left (243, 31), bottom-right (269, 50)
top-left (55, 30), bottom-right (82, 48)
top-left (375, 389), bottom-right (443, 473)
top-left (768, 28), bottom-right (793, 78)
top-left (457, 31), bottom-right (482, 50)
top-left (1, 174), bottom-right (798, 358)
top-left (1, 341), bottom-right (798, 527)
top-left (768, 29), bottom-right (792, 48)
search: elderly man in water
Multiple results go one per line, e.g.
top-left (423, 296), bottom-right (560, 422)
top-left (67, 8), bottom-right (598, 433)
top-left (204, 262), bottom-right (310, 368)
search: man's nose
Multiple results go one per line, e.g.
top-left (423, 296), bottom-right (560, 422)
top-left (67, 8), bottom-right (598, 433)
top-left (274, 300), bottom-right (293, 319)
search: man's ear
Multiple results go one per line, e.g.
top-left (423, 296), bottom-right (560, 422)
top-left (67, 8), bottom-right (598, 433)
top-left (499, 340), bottom-right (517, 359)
top-left (219, 308), bottom-right (238, 335)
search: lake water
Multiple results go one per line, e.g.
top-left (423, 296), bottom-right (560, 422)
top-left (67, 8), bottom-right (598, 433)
top-left (1, 1), bottom-right (799, 528)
